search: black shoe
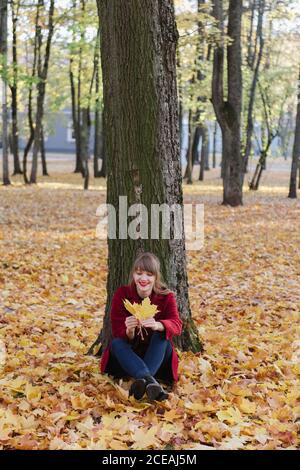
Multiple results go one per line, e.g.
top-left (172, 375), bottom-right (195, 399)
top-left (129, 378), bottom-right (147, 400)
top-left (144, 376), bottom-right (169, 401)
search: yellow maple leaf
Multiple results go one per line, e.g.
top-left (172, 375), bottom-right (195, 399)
top-left (123, 297), bottom-right (159, 321)
top-left (131, 425), bottom-right (160, 450)
top-left (71, 393), bottom-right (93, 410)
top-left (216, 407), bottom-right (243, 425)
top-left (25, 383), bottom-right (42, 404)
top-left (237, 397), bottom-right (257, 414)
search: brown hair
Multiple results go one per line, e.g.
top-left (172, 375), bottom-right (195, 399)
top-left (128, 252), bottom-right (171, 296)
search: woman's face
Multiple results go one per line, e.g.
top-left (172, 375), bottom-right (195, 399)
top-left (133, 268), bottom-right (155, 297)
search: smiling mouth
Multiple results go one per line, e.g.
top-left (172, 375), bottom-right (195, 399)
top-left (139, 282), bottom-right (149, 287)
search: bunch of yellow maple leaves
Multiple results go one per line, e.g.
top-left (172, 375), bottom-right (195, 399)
top-left (123, 298), bottom-right (159, 339)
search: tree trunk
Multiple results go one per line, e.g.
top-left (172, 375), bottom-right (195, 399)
top-left (90, 0), bottom-right (202, 355)
top-left (30, 0), bottom-right (55, 184)
top-left (212, 0), bottom-right (243, 206)
top-left (243, 0), bottom-right (265, 174)
top-left (199, 123), bottom-right (209, 180)
top-left (185, 109), bottom-right (194, 184)
top-left (249, 150), bottom-right (266, 190)
top-left (41, 125), bottom-right (49, 176)
top-left (23, 0), bottom-right (40, 184)
top-left (70, 57), bottom-right (84, 175)
top-left (212, 120), bottom-right (217, 168)
top-left (192, 125), bottom-right (201, 166)
top-left (81, 107), bottom-right (90, 190)
top-left (10, 0), bottom-right (23, 175)
top-left (94, 106), bottom-right (101, 177)
top-left (288, 66), bottom-right (300, 198)
top-left (0, 0), bottom-right (10, 185)
top-left (93, 30), bottom-right (103, 178)
top-left (98, 109), bottom-right (107, 177)
top-left (280, 108), bottom-right (292, 160)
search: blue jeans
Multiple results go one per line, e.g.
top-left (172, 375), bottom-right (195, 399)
top-left (110, 331), bottom-right (173, 380)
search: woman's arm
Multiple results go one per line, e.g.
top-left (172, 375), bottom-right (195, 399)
top-left (158, 293), bottom-right (183, 340)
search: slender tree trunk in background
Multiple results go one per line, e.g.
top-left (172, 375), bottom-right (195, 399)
top-left (288, 67), bottom-right (300, 198)
top-left (249, 148), bottom-right (268, 190)
top-left (93, 29), bottom-right (102, 177)
top-left (95, 0), bottom-right (106, 178)
top-left (249, 78), bottom-right (285, 190)
top-left (70, 0), bottom-right (84, 175)
top-left (186, 109), bottom-right (194, 184)
top-left (212, 120), bottom-right (217, 168)
top-left (10, 0), bottom-right (22, 175)
top-left (199, 123), bottom-right (209, 180)
top-left (199, 126), bottom-right (205, 181)
top-left (279, 107), bottom-right (292, 160)
top-left (203, 124), bottom-right (210, 170)
top-left (212, 0), bottom-right (243, 206)
top-left (81, 108), bottom-right (90, 190)
top-left (30, 0), bottom-right (55, 184)
top-left (179, 100), bottom-right (183, 158)
top-left (0, 0), bottom-right (10, 185)
top-left (193, 0), bottom-right (208, 180)
top-left (90, 0), bottom-right (202, 355)
top-left (30, 86), bottom-right (43, 183)
top-left (94, 105), bottom-right (101, 177)
top-left (41, 125), bottom-right (49, 176)
top-left (98, 110), bottom-right (107, 177)
top-left (70, 57), bottom-right (83, 174)
top-left (243, 0), bottom-right (265, 174)
top-left (192, 125), bottom-right (201, 166)
top-left (23, 0), bottom-right (40, 184)
top-left (76, 3), bottom-right (85, 178)
top-left (176, 48), bottom-right (184, 157)
top-left (183, 113), bottom-right (189, 180)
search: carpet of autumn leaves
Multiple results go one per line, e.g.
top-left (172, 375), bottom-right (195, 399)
top-left (0, 161), bottom-right (299, 450)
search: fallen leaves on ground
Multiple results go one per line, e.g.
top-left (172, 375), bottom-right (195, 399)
top-left (0, 172), bottom-right (299, 449)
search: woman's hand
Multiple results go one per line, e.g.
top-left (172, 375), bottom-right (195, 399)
top-left (125, 316), bottom-right (139, 339)
top-left (141, 318), bottom-right (165, 332)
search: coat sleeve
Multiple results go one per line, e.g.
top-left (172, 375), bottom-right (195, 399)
top-left (110, 287), bottom-right (129, 340)
top-left (159, 292), bottom-right (183, 341)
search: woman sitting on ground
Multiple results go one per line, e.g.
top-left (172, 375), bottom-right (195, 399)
top-left (100, 251), bottom-right (182, 401)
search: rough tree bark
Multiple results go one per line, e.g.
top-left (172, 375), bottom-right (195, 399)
top-left (90, 0), bottom-right (203, 355)
top-left (211, 0), bottom-right (243, 206)
top-left (288, 66), bottom-right (300, 199)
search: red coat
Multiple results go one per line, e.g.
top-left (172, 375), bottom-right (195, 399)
top-left (100, 282), bottom-right (183, 382)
